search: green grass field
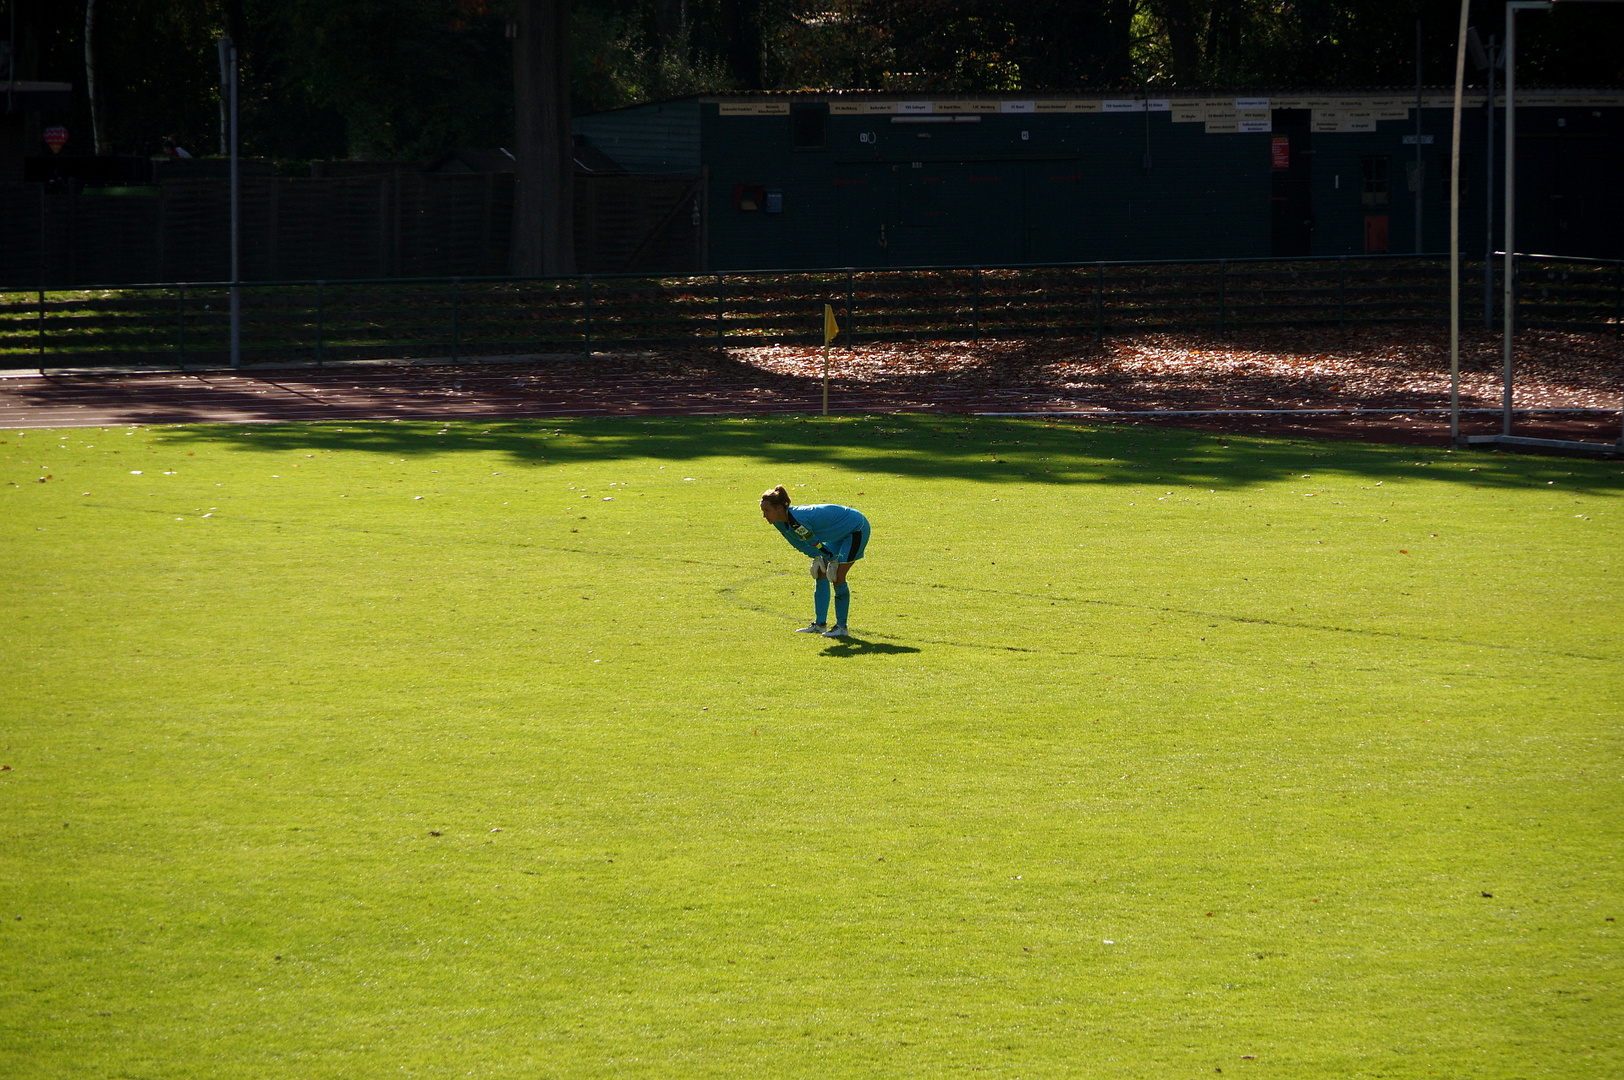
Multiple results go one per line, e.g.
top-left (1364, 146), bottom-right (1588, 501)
top-left (2, 414), bottom-right (1620, 1079)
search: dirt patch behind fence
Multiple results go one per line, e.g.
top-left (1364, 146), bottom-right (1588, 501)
top-left (2, 325), bottom-right (1618, 449)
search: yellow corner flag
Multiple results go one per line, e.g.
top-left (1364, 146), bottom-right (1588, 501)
top-left (823, 303), bottom-right (841, 346)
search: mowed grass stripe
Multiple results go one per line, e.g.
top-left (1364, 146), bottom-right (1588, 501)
top-left (1, 415), bottom-right (1620, 1079)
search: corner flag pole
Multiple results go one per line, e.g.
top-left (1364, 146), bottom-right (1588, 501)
top-left (822, 303), bottom-right (840, 416)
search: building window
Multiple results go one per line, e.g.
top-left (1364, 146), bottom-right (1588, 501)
top-left (1361, 157), bottom-right (1389, 207)
top-left (792, 106), bottom-right (826, 149)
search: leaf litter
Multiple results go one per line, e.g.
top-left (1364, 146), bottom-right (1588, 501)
top-left (726, 326), bottom-right (1621, 413)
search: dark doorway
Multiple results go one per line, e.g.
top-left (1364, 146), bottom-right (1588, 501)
top-left (1270, 109), bottom-right (1313, 256)
top-left (1364, 214), bottom-right (1390, 253)
top-left (1271, 181), bottom-right (1313, 256)
top-left (835, 164), bottom-right (890, 266)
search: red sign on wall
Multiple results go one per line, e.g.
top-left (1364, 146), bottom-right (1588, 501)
top-left (1271, 137), bottom-right (1290, 170)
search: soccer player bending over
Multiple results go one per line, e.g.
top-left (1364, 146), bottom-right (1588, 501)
top-left (759, 485), bottom-right (871, 639)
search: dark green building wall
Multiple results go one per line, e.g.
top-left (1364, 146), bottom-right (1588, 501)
top-left (573, 100), bottom-right (702, 175)
top-left (1306, 104), bottom-right (1621, 261)
top-left (573, 94), bottom-right (1622, 271)
top-left (700, 108), bottom-right (1274, 269)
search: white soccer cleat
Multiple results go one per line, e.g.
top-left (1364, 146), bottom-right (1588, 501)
top-left (795, 622), bottom-right (828, 633)
top-left (821, 625), bottom-right (849, 638)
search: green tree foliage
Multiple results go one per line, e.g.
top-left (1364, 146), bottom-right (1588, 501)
top-left (21, 0), bottom-right (225, 157)
top-left (1134, 0), bottom-right (1624, 89)
top-left (573, 2), bottom-right (733, 113)
top-left (16, 0), bottom-right (1624, 161)
top-left (759, 0), bottom-right (1138, 92)
top-left (255, 0), bottom-right (514, 160)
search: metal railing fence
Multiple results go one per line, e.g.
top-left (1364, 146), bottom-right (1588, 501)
top-left (2, 253), bottom-right (1619, 372)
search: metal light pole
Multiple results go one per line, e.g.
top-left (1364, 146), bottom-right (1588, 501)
top-left (1450, 0), bottom-right (1469, 447)
top-left (1468, 27), bottom-right (1502, 326)
top-left (1415, 19), bottom-right (1426, 254)
top-left (218, 37), bottom-right (241, 369)
top-left (1485, 40), bottom-right (1496, 327)
top-left (1500, 1), bottom-right (1552, 437)
top-left (1464, 0), bottom-right (1622, 454)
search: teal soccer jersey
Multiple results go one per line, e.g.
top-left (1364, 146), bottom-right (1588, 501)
top-left (773, 504), bottom-right (871, 562)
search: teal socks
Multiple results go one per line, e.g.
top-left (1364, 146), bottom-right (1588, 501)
top-left (833, 582), bottom-right (850, 626)
top-left (814, 577), bottom-right (831, 624)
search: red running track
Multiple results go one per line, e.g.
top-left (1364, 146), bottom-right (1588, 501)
top-left (1, 359), bottom-right (1616, 450)
top-left (0, 362), bottom-right (1075, 429)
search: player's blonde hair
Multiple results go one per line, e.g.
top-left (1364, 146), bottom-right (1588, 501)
top-left (760, 485), bottom-right (791, 508)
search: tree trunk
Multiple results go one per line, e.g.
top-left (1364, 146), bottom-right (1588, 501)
top-left (1152, 0), bottom-right (1202, 85)
top-left (721, 0), bottom-right (763, 91)
top-left (85, 0), bottom-right (111, 155)
top-left (511, 0), bottom-right (576, 276)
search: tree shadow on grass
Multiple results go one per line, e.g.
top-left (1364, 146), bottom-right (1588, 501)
top-left (152, 413), bottom-right (1620, 496)
top-left (819, 636), bottom-right (922, 658)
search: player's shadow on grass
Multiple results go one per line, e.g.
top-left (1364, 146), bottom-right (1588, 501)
top-left (819, 636), bottom-right (921, 657)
